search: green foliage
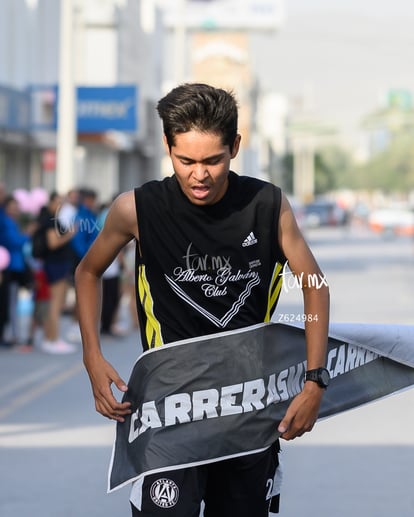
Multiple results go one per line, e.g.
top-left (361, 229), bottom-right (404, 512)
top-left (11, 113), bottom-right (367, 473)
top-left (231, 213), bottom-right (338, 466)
top-left (281, 153), bottom-right (293, 192)
top-left (314, 146), bottom-right (352, 194)
top-left (345, 133), bottom-right (414, 192)
top-left (281, 146), bottom-right (352, 195)
top-left (281, 122), bottom-right (414, 194)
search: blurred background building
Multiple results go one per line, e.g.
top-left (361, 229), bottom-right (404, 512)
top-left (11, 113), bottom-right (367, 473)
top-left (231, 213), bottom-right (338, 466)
top-left (0, 0), bottom-right (297, 202)
top-left (1, 0), bottom-right (414, 217)
top-left (0, 0), bottom-right (164, 201)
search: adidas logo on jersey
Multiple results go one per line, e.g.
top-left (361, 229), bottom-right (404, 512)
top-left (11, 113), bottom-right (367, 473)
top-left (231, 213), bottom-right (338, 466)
top-left (242, 232), bottom-right (258, 247)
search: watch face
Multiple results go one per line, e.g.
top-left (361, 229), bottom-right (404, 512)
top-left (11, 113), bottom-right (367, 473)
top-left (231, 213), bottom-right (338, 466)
top-left (319, 368), bottom-right (330, 387)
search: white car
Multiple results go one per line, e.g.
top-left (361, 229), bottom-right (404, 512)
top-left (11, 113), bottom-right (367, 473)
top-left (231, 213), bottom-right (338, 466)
top-left (368, 208), bottom-right (414, 236)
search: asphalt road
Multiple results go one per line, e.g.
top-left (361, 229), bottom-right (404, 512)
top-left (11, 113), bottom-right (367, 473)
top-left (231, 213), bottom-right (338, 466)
top-left (277, 225), bottom-right (414, 516)
top-left (0, 224), bottom-right (413, 516)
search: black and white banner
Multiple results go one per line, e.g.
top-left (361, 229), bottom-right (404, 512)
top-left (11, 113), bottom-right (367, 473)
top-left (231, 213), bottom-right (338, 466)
top-left (108, 322), bottom-right (414, 492)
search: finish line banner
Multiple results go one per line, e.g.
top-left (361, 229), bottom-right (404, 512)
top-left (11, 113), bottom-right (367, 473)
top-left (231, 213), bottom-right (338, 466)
top-left (108, 322), bottom-right (414, 492)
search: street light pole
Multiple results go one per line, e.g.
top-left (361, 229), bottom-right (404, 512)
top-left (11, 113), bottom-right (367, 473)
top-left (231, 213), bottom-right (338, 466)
top-left (56, 0), bottom-right (76, 194)
top-left (174, 0), bottom-right (186, 85)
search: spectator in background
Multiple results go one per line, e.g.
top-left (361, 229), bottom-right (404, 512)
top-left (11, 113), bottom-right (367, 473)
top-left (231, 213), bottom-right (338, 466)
top-left (121, 239), bottom-right (139, 332)
top-left (65, 188), bottom-right (100, 343)
top-left (0, 267), bottom-right (10, 348)
top-left (58, 187), bottom-right (81, 284)
top-left (0, 183), bottom-right (10, 348)
top-left (70, 188), bottom-right (99, 263)
top-left (57, 188), bottom-right (81, 324)
top-left (20, 259), bottom-right (50, 353)
top-left (58, 188), bottom-right (80, 231)
top-left (0, 182), bottom-right (6, 209)
top-left (97, 199), bottom-right (126, 337)
top-left (101, 253), bottom-right (124, 337)
top-left (0, 196), bottom-right (35, 346)
top-left (38, 192), bottom-right (77, 354)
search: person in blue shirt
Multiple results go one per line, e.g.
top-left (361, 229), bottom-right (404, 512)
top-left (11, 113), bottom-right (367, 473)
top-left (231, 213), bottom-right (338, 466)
top-left (0, 196), bottom-right (34, 345)
top-left (70, 188), bottom-right (100, 264)
top-left (0, 186), bottom-right (11, 348)
top-left (64, 188), bottom-right (100, 344)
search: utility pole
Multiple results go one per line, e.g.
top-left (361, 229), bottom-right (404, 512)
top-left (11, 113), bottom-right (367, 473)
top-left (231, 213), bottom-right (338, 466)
top-left (289, 119), bottom-right (337, 202)
top-left (56, 0), bottom-right (76, 194)
top-left (174, 0), bottom-right (187, 85)
top-left (292, 138), bottom-right (315, 203)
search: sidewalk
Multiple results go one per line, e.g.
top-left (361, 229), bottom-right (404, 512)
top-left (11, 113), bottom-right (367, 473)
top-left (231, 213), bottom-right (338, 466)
top-left (8, 286), bottom-right (137, 349)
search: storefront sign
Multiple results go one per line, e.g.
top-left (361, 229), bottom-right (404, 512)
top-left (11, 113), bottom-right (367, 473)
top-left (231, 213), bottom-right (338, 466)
top-left (0, 86), bottom-right (30, 132)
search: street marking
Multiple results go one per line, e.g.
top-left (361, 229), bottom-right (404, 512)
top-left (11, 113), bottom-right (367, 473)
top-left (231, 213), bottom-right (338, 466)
top-left (0, 363), bottom-right (62, 400)
top-left (0, 423), bottom-right (115, 447)
top-left (0, 361), bottom-right (84, 420)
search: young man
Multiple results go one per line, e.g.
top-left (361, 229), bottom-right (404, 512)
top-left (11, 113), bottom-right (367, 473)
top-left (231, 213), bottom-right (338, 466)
top-left (75, 83), bottom-right (330, 516)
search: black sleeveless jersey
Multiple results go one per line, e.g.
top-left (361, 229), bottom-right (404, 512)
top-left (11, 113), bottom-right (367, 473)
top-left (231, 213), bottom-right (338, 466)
top-left (134, 171), bottom-right (287, 350)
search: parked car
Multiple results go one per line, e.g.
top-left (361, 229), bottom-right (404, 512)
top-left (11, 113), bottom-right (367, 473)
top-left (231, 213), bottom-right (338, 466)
top-left (368, 208), bottom-right (414, 236)
top-left (287, 196), bottom-right (306, 229)
top-left (303, 200), bottom-right (348, 227)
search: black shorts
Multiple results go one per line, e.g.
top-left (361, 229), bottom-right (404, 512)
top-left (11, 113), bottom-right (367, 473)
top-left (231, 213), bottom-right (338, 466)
top-left (44, 261), bottom-right (71, 284)
top-left (130, 440), bottom-right (281, 517)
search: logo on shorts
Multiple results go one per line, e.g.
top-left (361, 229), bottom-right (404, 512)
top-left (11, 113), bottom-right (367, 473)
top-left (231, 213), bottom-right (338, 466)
top-left (150, 478), bottom-right (179, 508)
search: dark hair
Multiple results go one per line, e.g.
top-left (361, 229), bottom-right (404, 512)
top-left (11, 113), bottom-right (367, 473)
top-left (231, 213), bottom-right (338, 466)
top-left (49, 191), bottom-right (60, 203)
top-left (156, 83), bottom-right (239, 150)
top-left (79, 188), bottom-right (97, 201)
top-left (3, 195), bottom-right (17, 209)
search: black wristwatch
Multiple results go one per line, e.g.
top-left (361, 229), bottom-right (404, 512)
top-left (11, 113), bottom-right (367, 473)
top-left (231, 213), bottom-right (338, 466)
top-left (305, 367), bottom-right (330, 388)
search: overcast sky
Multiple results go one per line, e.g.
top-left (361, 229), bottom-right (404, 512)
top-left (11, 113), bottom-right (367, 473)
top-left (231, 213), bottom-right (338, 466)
top-left (252, 0), bottom-right (414, 145)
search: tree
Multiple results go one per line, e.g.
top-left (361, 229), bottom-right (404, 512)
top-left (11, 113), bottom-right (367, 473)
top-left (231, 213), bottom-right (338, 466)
top-left (281, 145), bottom-right (353, 196)
top-left (345, 133), bottom-right (414, 192)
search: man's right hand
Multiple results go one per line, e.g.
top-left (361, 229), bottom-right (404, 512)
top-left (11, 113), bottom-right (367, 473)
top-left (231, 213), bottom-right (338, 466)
top-left (85, 355), bottom-right (132, 422)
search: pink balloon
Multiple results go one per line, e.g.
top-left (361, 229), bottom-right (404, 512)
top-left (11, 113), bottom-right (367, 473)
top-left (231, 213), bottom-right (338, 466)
top-left (13, 188), bottom-right (31, 213)
top-left (23, 198), bottom-right (39, 216)
top-left (30, 188), bottom-right (49, 214)
top-left (0, 246), bottom-right (10, 271)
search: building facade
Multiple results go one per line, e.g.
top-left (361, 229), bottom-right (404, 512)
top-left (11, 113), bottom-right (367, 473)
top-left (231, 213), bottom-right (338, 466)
top-left (0, 0), bottom-right (164, 203)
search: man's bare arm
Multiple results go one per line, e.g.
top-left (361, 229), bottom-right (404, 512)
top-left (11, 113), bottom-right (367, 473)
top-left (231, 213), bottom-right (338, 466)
top-left (277, 194), bottom-right (330, 440)
top-left (75, 191), bottom-right (138, 422)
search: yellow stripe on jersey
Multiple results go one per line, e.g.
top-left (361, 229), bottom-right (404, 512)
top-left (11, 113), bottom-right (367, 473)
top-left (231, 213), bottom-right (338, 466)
top-left (138, 264), bottom-right (163, 348)
top-left (264, 261), bottom-right (284, 322)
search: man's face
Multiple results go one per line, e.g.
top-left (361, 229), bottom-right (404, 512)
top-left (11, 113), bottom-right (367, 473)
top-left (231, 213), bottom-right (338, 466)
top-left (166, 130), bottom-right (241, 206)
